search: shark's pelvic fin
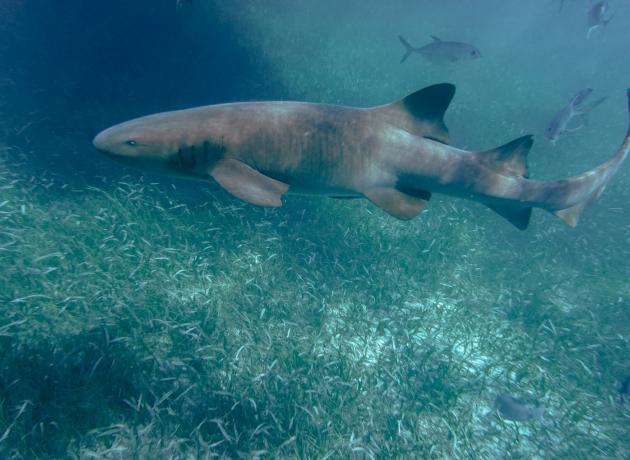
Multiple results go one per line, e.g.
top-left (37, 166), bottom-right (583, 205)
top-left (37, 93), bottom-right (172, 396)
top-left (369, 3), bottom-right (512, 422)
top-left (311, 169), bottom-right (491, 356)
top-left (375, 83), bottom-right (455, 144)
top-left (363, 187), bottom-right (430, 220)
top-left (209, 159), bottom-right (289, 207)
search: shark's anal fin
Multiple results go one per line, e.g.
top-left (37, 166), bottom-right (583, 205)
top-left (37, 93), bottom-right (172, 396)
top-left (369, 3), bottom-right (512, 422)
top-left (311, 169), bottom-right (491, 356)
top-left (209, 159), bottom-right (289, 207)
top-left (487, 204), bottom-right (532, 230)
top-left (363, 187), bottom-right (430, 220)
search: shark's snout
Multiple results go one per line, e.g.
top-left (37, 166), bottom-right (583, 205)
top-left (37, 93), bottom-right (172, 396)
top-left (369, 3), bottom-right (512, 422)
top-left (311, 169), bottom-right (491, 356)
top-left (92, 131), bottom-right (108, 152)
top-left (93, 126), bottom-right (134, 160)
top-left (93, 127), bottom-right (121, 155)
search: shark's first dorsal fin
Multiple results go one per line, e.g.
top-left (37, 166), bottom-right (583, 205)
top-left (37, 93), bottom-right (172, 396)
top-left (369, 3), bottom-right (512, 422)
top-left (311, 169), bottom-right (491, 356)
top-left (430, 35), bottom-right (442, 42)
top-left (374, 83), bottom-right (455, 144)
top-left (477, 135), bottom-right (533, 178)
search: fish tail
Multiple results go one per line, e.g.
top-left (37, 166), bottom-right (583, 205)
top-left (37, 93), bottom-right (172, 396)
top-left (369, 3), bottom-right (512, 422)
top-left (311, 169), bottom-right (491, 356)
top-left (398, 35), bottom-right (415, 63)
top-left (532, 407), bottom-right (545, 422)
top-left (548, 89), bottom-right (630, 227)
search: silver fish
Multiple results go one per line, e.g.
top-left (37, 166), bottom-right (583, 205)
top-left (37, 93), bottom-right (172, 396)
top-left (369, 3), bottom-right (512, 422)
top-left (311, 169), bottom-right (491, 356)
top-left (587, 1), bottom-right (613, 39)
top-left (495, 394), bottom-right (544, 422)
top-left (398, 35), bottom-right (481, 64)
top-left (546, 88), bottom-right (606, 145)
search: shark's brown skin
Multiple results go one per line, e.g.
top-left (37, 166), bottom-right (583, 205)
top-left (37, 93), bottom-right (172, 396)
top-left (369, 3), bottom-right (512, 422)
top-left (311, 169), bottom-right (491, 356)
top-left (93, 84), bottom-right (630, 229)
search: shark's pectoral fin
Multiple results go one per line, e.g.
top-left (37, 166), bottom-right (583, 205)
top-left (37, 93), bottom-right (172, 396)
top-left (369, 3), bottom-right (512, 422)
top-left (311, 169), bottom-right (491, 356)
top-left (487, 204), bottom-right (532, 230)
top-left (363, 187), bottom-right (430, 220)
top-left (209, 159), bottom-right (289, 207)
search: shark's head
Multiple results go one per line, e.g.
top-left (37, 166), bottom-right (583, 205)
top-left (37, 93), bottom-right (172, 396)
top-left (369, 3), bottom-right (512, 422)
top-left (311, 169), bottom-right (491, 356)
top-left (93, 109), bottom-right (226, 177)
top-left (93, 116), bottom-right (174, 169)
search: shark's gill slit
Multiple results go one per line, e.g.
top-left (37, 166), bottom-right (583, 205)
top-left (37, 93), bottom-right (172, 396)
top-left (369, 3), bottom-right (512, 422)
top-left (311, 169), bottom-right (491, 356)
top-left (202, 141), bottom-right (209, 163)
top-left (189, 146), bottom-right (197, 168)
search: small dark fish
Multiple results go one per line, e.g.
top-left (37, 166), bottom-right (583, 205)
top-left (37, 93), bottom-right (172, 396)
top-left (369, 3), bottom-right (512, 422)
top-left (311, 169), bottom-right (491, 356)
top-left (619, 375), bottom-right (630, 403)
top-left (495, 394), bottom-right (544, 422)
top-left (398, 35), bottom-right (481, 64)
top-left (587, 1), bottom-right (613, 39)
top-left (546, 88), bottom-right (606, 144)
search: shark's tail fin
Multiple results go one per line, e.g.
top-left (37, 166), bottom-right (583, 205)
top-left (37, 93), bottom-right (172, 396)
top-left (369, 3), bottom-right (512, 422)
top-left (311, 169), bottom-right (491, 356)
top-left (398, 35), bottom-right (415, 63)
top-left (549, 89), bottom-right (630, 226)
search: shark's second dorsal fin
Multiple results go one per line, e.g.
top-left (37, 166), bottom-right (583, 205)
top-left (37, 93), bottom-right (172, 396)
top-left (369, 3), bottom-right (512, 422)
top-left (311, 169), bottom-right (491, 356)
top-left (374, 83), bottom-right (455, 144)
top-left (477, 135), bottom-right (533, 178)
top-left (477, 135), bottom-right (534, 230)
top-left (430, 35), bottom-right (442, 42)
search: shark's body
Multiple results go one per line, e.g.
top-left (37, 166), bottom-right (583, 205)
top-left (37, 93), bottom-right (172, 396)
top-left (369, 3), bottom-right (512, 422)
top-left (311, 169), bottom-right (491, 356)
top-left (93, 84), bottom-right (630, 229)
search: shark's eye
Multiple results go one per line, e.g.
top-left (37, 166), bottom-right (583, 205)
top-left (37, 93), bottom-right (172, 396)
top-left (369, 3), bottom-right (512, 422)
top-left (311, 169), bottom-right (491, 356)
top-left (126, 140), bottom-right (138, 146)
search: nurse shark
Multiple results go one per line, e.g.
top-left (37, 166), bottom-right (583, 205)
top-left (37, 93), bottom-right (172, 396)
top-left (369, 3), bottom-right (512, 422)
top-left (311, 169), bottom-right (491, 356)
top-left (93, 84), bottom-right (630, 229)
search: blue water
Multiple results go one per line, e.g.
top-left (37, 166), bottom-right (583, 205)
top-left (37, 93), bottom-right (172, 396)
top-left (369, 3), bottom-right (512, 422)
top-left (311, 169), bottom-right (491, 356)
top-left (1, 1), bottom-right (629, 458)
